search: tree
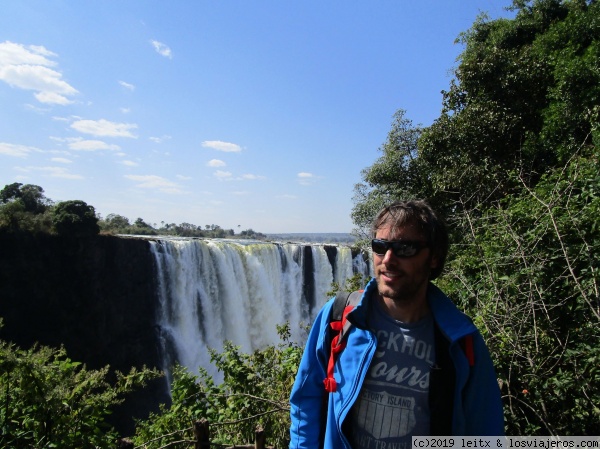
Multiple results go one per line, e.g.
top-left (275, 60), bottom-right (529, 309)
top-left (104, 213), bottom-right (131, 230)
top-left (351, 0), bottom-right (600, 435)
top-left (416, 0), bottom-right (600, 213)
top-left (351, 110), bottom-right (427, 240)
top-left (0, 183), bottom-right (53, 233)
top-left (0, 326), bottom-right (160, 448)
top-left (0, 183), bottom-right (50, 214)
top-left (52, 200), bottom-right (100, 237)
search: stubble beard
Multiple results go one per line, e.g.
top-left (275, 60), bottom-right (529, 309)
top-left (376, 262), bottom-right (432, 304)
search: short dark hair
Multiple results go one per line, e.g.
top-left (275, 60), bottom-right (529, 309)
top-left (371, 200), bottom-right (448, 280)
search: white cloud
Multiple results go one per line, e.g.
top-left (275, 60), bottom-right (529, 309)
top-left (297, 172), bottom-right (319, 186)
top-left (207, 159), bottom-right (226, 167)
top-left (120, 107), bottom-right (131, 114)
top-left (120, 160), bottom-right (138, 167)
top-left (149, 135), bottom-right (172, 144)
top-left (176, 174), bottom-right (192, 180)
top-left (242, 174), bottom-right (265, 180)
top-left (125, 174), bottom-right (184, 194)
top-left (51, 157), bottom-right (72, 163)
top-left (118, 80), bottom-right (135, 91)
top-left (67, 138), bottom-right (121, 151)
top-left (0, 142), bottom-right (38, 157)
top-left (150, 40), bottom-right (172, 59)
top-left (71, 119), bottom-right (138, 138)
top-left (0, 41), bottom-right (78, 105)
top-left (214, 170), bottom-right (232, 179)
top-left (202, 140), bottom-right (242, 153)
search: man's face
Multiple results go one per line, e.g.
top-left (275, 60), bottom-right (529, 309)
top-left (373, 222), bottom-right (438, 304)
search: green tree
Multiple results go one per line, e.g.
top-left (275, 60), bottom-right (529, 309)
top-left (0, 183), bottom-right (50, 214)
top-left (104, 213), bottom-right (131, 230)
top-left (0, 183), bottom-right (53, 233)
top-left (351, 110), bottom-right (427, 239)
top-left (417, 0), bottom-right (599, 213)
top-left (0, 324), bottom-right (161, 448)
top-left (51, 200), bottom-right (100, 237)
top-left (351, 0), bottom-right (600, 436)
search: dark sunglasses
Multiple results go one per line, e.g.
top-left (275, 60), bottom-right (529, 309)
top-left (371, 238), bottom-right (429, 258)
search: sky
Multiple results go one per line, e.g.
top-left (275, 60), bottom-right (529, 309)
top-left (0, 1), bottom-right (514, 234)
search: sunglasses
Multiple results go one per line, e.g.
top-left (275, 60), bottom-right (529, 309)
top-left (371, 238), bottom-right (429, 258)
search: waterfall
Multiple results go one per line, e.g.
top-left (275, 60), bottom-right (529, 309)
top-left (149, 237), bottom-right (370, 382)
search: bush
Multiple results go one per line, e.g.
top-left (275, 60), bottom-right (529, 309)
top-left (0, 323), bottom-right (161, 448)
top-left (133, 323), bottom-right (303, 449)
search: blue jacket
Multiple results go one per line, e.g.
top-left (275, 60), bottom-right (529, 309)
top-left (289, 278), bottom-right (504, 449)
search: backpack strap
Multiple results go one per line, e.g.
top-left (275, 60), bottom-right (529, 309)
top-left (323, 290), bottom-right (363, 393)
top-left (460, 334), bottom-right (475, 366)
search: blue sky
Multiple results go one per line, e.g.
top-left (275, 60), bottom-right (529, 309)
top-left (0, 1), bottom-right (513, 233)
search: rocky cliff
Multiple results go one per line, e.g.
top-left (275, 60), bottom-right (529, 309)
top-left (0, 232), bottom-right (170, 435)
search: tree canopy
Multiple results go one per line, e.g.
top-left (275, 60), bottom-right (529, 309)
top-left (352, 0), bottom-right (600, 435)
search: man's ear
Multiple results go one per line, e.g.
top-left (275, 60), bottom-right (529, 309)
top-left (429, 253), bottom-right (439, 270)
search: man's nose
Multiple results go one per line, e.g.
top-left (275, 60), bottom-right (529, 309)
top-left (382, 248), bottom-right (396, 264)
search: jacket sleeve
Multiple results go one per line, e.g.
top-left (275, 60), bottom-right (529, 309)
top-left (462, 331), bottom-right (505, 435)
top-left (289, 301), bottom-right (332, 449)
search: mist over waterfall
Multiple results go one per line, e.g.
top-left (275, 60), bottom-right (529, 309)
top-left (149, 238), bottom-right (370, 381)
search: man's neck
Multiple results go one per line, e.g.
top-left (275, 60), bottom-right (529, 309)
top-left (377, 292), bottom-right (430, 323)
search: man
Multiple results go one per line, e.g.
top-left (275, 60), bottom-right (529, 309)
top-left (289, 200), bottom-right (504, 449)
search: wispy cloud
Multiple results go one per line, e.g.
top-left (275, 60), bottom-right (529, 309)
top-left (297, 172), bottom-right (318, 186)
top-left (202, 140), bottom-right (242, 153)
top-left (214, 170), bottom-right (232, 179)
top-left (118, 80), bottom-right (135, 91)
top-left (0, 41), bottom-right (78, 105)
top-left (67, 138), bottom-right (121, 151)
top-left (207, 159), bottom-right (226, 167)
top-left (125, 174), bottom-right (184, 194)
top-left (71, 119), bottom-right (138, 138)
top-left (213, 170), bottom-right (265, 181)
top-left (51, 157), bottom-right (72, 163)
top-left (149, 135), bottom-right (172, 144)
top-left (150, 40), bottom-right (172, 59)
top-left (120, 160), bottom-right (138, 167)
top-left (242, 174), bottom-right (265, 180)
top-left (0, 142), bottom-right (39, 157)
top-left (16, 165), bottom-right (83, 179)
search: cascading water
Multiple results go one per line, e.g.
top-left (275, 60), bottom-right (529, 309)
top-left (149, 238), bottom-right (370, 384)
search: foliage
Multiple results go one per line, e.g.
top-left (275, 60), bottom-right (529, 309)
top-left (0, 183), bottom-right (53, 234)
top-left (437, 149), bottom-right (600, 434)
top-left (351, 110), bottom-right (427, 239)
top-left (0, 326), bottom-right (161, 448)
top-left (133, 324), bottom-right (303, 449)
top-left (51, 200), bottom-right (100, 237)
top-left (351, 0), bottom-right (600, 435)
top-left (354, 0), bottom-right (600, 223)
top-left (327, 273), bottom-right (369, 298)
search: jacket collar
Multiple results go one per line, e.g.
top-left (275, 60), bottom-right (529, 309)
top-left (349, 278), bottom-right (477, 344)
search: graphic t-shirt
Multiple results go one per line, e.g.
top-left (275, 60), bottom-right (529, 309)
top-left (347, 300), bottom-right (435, 449)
